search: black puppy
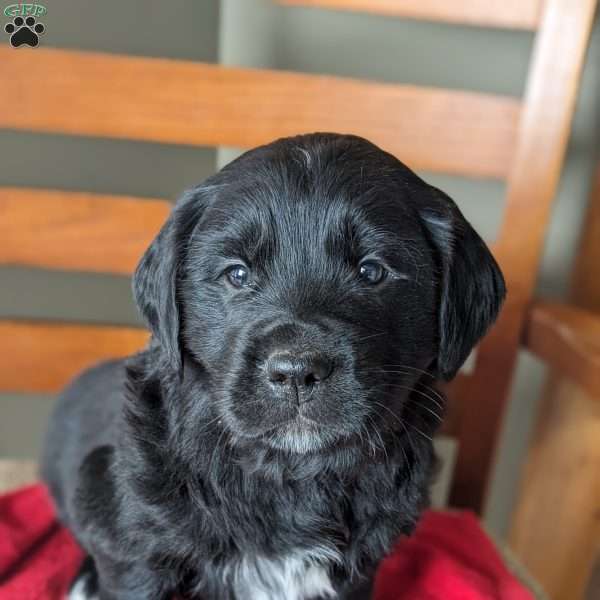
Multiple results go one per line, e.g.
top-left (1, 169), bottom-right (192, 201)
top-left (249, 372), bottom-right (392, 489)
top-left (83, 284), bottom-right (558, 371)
top-left (42, 133), bottom-right (505, 600)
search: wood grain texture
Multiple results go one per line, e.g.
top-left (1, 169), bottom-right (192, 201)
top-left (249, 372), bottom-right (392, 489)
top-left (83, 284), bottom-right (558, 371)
top-left (572, 166), bottom-right (600, 312)
top-left (0, 321), bottom-right (149, 393)
top-left (510, 162), bottom-right (600, 597)
top-left (448, 0), bottom-right (598, 511)
top-left (524, 301), bottom-right (600, 397)
top-left (0, 47), bottom-right (520, 180)
top-left (278, 0), bottom-right (543, 30)
top-left (439, 373), bottom-right (471, 437)
top-left (0, 188), bottom-right (170, 275)
top-left (509, 375), bottom-right (600, 600)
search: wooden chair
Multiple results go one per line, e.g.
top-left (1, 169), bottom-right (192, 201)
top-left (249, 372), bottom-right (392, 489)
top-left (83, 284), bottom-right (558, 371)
top-left (0, 0), bottom-right (598, 596)
top-left (509, 164), bottom-right (600, 600)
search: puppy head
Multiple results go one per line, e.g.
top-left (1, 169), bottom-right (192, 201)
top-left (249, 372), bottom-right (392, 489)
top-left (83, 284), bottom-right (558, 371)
top-left (133, 133), bottom-right (505, 454)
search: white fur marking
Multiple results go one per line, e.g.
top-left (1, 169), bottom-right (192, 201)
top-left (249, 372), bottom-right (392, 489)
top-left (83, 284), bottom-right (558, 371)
top-left (67, 575), bottom-right (98, 600)
top-left (225, 552), bottom-right (337, 599)
top-left (296, 146), bottom-right (312, 168)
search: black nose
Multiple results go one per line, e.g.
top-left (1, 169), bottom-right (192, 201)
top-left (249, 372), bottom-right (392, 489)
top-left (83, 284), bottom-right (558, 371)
top-left (266, 352), bottom-right (333, 388)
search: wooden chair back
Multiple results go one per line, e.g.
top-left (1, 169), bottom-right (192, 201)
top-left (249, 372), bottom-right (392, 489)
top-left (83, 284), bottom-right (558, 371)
top-left (0, 0), bottom-right (596, 512)
top-left (509, 164), bottom-right (600, 599)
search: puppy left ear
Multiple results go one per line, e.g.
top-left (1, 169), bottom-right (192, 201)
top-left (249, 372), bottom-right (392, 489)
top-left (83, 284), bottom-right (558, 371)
top-left (132, 186), bottom-right (208, 371)
top-left (419, 186), bottom-right (506, 381)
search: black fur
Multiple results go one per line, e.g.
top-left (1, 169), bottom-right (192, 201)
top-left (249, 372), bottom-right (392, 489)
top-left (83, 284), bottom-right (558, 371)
top-left (41, 133), bottom-right (505, 600)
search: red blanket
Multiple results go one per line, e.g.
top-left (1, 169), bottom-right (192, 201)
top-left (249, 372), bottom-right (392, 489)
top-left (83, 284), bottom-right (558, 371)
top-left (0, 484), bottom-right (533, 600)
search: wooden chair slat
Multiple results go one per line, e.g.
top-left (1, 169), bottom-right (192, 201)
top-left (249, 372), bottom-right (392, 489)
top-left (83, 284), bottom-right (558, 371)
top-left (0, 320), bottom-right (149, 393)
top-left (510, 375), bottom-right (600, 600)
top-left (0, 186), bottom-right (499, 274)
top-left (523, 301), bottom-right (600, 398)
top-left (509, 164), bottom-right (600, 598)
top-left (278, 0), bottom-right (543, 30)
top-left (438, 373), bottom-right (471, 438)
top-left (572, 166), bottom-right (600, 311)
top-left (0, 188), bottom-right (170, 275)
top-left (0, 47), bottom-right (520, 180)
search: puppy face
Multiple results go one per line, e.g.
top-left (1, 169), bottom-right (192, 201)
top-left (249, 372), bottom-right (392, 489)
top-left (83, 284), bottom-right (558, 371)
top-left (134, 134), bottom-right (505, 454)
top-left (180, 157), bottom-right (438, 453)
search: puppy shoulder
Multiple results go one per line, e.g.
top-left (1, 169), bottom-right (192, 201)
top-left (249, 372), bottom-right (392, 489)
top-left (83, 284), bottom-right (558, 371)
top-left (73, 445), bottom-right (119, 529)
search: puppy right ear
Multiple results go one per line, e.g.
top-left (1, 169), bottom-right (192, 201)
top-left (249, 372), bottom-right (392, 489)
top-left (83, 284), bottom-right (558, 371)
top-left (132, 186), bottom-right (208, 371)
top-left (418, 186), bottom-right (506, 381)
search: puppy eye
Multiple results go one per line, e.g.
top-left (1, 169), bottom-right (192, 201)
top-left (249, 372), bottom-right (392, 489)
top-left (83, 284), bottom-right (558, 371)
top-left (225, 265), bottom-right (250, 288)
top-left (358, 261), bottom-right (386, 284)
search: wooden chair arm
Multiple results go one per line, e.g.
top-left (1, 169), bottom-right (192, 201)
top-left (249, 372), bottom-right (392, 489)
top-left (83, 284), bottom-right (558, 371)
top-left (523, 300), bottom-right (600, 397)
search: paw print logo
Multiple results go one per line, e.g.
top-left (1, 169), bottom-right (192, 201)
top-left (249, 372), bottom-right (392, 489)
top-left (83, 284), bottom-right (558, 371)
top-left (4, 15), bottom-right (45, 47)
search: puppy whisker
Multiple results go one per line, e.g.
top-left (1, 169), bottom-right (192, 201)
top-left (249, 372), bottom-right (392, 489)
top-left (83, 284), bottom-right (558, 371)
top-left (368, 403), bottom-right (415, 480)
top-left (364, 414), bottom-right (388, 462)
top-left (357, 422), bottom-right (376, 459)
top-left (371, 401), bottom-right (433, 443)
top-left (352, 331), bottom-right (388, 343)
top-left (375, 385), bottom-right (444, 421)
top-left (380, 364), bottom-right (437, 379)
top-left (365, 372), bottom-right (445, 411)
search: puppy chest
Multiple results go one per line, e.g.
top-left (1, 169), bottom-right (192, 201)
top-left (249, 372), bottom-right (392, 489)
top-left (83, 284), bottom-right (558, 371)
top-left (225, 553), bottom-right (337, 600)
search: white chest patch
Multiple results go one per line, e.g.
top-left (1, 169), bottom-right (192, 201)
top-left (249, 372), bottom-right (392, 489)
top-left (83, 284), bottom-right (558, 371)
top-left (68, 552), bottom-right (338, 600)
top-left (67, 574), bottom-right (98, 600)
top-left (227, 552), bottom-right (338, 600)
